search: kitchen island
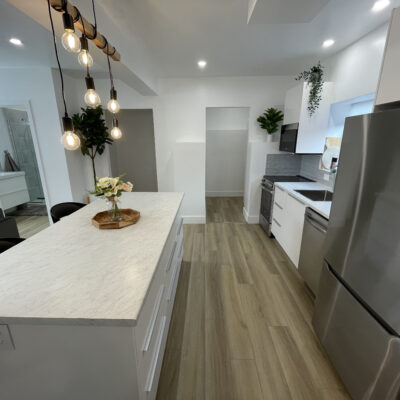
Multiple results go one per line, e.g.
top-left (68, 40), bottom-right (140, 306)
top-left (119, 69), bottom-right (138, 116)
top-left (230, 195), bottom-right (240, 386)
top-left (0, 192), bottom-right (184, 400)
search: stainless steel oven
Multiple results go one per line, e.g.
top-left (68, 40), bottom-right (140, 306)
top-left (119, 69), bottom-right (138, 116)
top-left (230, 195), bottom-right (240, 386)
top-left (259, 178), bottom-right (274, 236)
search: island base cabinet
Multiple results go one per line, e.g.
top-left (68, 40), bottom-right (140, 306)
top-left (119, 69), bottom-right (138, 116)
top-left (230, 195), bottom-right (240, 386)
top-left (0, 212), bottom-right (184, 400)
top-left (0, 324), bottom-right (140, 400)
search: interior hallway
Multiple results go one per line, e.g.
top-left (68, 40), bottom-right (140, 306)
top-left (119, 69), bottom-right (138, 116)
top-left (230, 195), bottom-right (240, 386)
top-left (156, 197), bottom-right (350, 400)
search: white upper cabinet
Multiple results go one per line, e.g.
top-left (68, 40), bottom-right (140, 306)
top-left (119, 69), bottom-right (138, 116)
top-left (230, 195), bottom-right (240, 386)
top-left (283, 82), bottom-right (334, 154)
top-left (375, 8), bottom-right (400, 106)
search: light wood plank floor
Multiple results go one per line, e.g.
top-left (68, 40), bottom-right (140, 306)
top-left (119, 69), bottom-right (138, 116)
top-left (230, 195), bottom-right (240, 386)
top-left (15, 216), bottom-right (50, 238)
top-left (157, 197), bottom-right (350, 400)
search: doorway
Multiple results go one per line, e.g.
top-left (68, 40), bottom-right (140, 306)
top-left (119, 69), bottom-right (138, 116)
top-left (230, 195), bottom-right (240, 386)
top-left (0, 106), bottom-right (49, 237)
top-left (107, 109), bottom-right (158, 192)
top-left (205, 107), bottom-right (249, 222)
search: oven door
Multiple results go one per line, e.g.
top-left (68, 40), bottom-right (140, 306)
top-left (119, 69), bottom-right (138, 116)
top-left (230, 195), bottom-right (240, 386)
top-left (279, 123), bottom-right (299, 153)
top-left (260, 185), bottom-right (274, 235)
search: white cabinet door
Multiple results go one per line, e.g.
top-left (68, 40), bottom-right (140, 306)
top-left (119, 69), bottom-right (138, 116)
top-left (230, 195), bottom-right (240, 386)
top-left (296, 82), bottom-right (334, 154)
top-left (284, 193), bottom-right (307, 267)
top-left (376, 8), bottom-right (400, 106)
top-left (283, 84), bottom-right (303, 125)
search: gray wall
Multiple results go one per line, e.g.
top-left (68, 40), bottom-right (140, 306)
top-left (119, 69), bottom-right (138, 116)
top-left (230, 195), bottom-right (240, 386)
top-left (108, 109), bottom-right (158, 192)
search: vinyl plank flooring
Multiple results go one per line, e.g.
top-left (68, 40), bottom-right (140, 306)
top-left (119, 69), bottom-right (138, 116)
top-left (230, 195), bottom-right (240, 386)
top-left (157, 197), bottom-right (350, 400)
top-left (15, 215), bottom-right (50, 238)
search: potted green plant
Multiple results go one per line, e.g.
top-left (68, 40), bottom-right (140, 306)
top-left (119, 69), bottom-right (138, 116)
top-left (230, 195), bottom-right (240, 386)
top-left (296, 61), bottom-right (325, 117)
top-left (72, 106), bottom-right (113, 187)
top-left (257, 108), bottom-right (284, 140)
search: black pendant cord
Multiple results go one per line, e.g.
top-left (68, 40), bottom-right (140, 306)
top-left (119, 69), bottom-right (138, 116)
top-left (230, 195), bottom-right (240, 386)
top-left (105, 40), bottom-right (114, 90)
top-left (91, 0), bottom-right (97, 39)
top-left (47, 0), bottom-right (68, 118)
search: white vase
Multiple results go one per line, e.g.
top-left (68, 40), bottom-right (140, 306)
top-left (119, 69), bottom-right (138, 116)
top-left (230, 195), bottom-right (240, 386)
top-left (267, 134), bottom-right (273, 142)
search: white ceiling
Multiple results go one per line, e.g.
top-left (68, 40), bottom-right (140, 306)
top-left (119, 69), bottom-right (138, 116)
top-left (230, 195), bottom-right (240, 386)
top-left (1, 0), bottom-right (399, 82)
top-left (95, 0), bottom-right (399, 78)
top-left (248, 0), bottom-right (330, 24)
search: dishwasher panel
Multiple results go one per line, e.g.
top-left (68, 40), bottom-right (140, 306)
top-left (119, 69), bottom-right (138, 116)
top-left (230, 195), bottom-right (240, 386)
top-left (298, 208), bottom-right (329, 296)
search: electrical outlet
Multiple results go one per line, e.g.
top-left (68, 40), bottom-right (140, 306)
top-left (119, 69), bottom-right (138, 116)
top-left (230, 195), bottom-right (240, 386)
top-left (323, 174), bottom-right (330, 182)
top-left (0, 325), bottom-right (15, 350)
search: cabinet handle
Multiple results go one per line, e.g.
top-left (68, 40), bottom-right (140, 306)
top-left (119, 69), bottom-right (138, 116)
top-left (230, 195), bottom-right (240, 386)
top-left (273, 218), bottom-right (281, 228)
top-left (288, 192), bottom-right (306, 205)
top-left (166, 241), bottom-right (177, 272)
top-left (142, 285), bottom-right (165, 352)
top-left (275, 202), bottom-right (283, 210)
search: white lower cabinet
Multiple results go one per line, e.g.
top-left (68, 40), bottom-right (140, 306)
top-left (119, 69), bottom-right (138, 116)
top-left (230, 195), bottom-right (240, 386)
top-left (271, 188), bottom-right (306, 267)
top-left (134, 212), bottom-right (183, 400)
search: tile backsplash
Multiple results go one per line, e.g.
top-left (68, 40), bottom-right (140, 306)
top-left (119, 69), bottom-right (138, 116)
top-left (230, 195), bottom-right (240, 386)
top-left (265, 154), bottom-right (334, 190)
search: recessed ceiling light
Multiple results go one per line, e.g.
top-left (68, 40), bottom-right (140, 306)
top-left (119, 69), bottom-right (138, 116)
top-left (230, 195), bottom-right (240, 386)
top-left (322, 39), bottom-right (335, 48)
top-left (9, 38), bottom-right (23, 46)
top-left (372, 0), bottom-right (390, 12)
top-left (198, 60), bottom-right (207, 69)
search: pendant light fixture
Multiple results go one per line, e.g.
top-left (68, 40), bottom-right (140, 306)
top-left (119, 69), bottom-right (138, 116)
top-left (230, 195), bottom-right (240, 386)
top-left (83, 0), bottom-right (100, 107)
top-left (110, 118), bottom-right (122, 139)
top-left (61, 3), bottom-right (81, 53)
top-left (77, 12), bottom-right (93, 67)
top-left (105, 42), bottom-right (120, 114)
top-left (48, 0), bottom-right (80, 151)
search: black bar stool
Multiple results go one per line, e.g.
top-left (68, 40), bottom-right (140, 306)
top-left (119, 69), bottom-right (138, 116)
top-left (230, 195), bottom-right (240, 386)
top-left (50, 202), bottom-right (86, 223)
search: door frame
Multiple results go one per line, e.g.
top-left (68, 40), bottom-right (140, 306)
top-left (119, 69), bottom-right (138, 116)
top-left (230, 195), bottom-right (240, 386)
top-left (0, 101), bottom-right (51, 221)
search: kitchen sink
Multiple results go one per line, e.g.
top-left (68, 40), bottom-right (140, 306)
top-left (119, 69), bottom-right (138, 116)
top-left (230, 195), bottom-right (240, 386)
top-left (295, 190), bottom-right (333, 202)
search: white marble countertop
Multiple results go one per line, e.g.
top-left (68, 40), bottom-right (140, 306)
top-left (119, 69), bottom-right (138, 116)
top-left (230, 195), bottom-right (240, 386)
top-left (274, 181), bottom-right (332, 219)
top-left (0, 192), bottom-right (183, 327)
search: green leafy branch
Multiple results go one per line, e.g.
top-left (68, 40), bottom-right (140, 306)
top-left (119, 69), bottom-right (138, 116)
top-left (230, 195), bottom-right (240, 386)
top-left (257, 107), bottom-right (284, 135)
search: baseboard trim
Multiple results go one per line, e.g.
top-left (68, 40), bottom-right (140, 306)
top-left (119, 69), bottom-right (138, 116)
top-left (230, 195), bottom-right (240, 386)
top-left (183, 215), bottom-right (206, 224)
top-left (243, 207), bottom-right (259, 224)
top-left (206, 191), bottom-right (244, 197)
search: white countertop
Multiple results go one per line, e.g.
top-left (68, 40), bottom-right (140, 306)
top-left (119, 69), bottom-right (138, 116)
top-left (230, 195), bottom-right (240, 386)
top-left (274, 181), bottom-right (332, 219)
top-left (0, 192), bottom-right (183, 327)
top-left (0, 171), bottom-right (25, 181)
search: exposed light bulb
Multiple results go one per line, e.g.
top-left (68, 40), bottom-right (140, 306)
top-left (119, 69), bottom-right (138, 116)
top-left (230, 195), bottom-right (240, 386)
top-left (107, 89), bottom-right (120, 113)
top-left (84, 76), bottom-right (100, 107)
top-left (84, 89), bottom-right (101, 107)
top-left (61, 116), bottom-right (80, 151)
top-left (61, 131), bottom-right (81, 150)
top-left (78, 36), bottom-right (93, 67)
top-left (198, 60), bottom-right (207, 69)
top-left (61, 13), bottom-right (80, 53)
top-left (78, 50), bottom-right (93, 67)
top-left (110, 118), bottom-right (122, 139)
top-left (61, 32), bottom-right (80, 53)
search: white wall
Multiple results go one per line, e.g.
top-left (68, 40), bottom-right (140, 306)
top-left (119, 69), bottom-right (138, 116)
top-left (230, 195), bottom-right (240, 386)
top-left (324, 23), bottom-right (388, 103)
top-left (88, 76), bottom-right (294, 222)
top-left (0, 67), bottom-right (74, 211)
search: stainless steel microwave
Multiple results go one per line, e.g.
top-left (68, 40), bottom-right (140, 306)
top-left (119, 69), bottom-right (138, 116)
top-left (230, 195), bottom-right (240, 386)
top-left (279, 123), bottom-right (299, 153)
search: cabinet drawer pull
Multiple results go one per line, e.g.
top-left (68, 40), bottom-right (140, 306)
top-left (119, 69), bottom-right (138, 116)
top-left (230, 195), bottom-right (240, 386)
top-left (274, 202), bottom-right (283, 210)
top-left (288, 192), bottom-right (306, 205)
top-left (273, 218), bottom-right (281, 228)
top-left (145, 316), bottom-right (167, 393)
top-left (177, 218), bottom-right (183, 237)
top-left (142, 285), bottom-right (165, 352)
top-left (167, 260), bottom-right (180, 301)
top-left (166, 241), bottom-right (177, 272)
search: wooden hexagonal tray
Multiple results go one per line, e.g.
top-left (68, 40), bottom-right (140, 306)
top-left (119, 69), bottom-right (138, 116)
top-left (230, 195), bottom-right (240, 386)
top-left (92, 209), bottom-right (140, 230)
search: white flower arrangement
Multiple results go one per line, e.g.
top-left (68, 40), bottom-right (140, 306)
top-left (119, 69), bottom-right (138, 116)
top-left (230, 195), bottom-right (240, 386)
top-left (92, 175), bottom-right (133, 200)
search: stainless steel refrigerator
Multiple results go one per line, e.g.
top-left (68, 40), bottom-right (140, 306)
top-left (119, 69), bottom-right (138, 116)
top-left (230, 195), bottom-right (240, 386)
top-left (313, 107), bottom-right (400, 400)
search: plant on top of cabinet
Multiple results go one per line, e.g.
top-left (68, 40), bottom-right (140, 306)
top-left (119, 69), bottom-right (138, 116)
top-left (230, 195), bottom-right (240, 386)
top-left (73, 106), bottom-right (113, 188)
top-left (257, 107), bottom-right (284, 135)
top-left (296, 62), bottom-right (325, 117)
